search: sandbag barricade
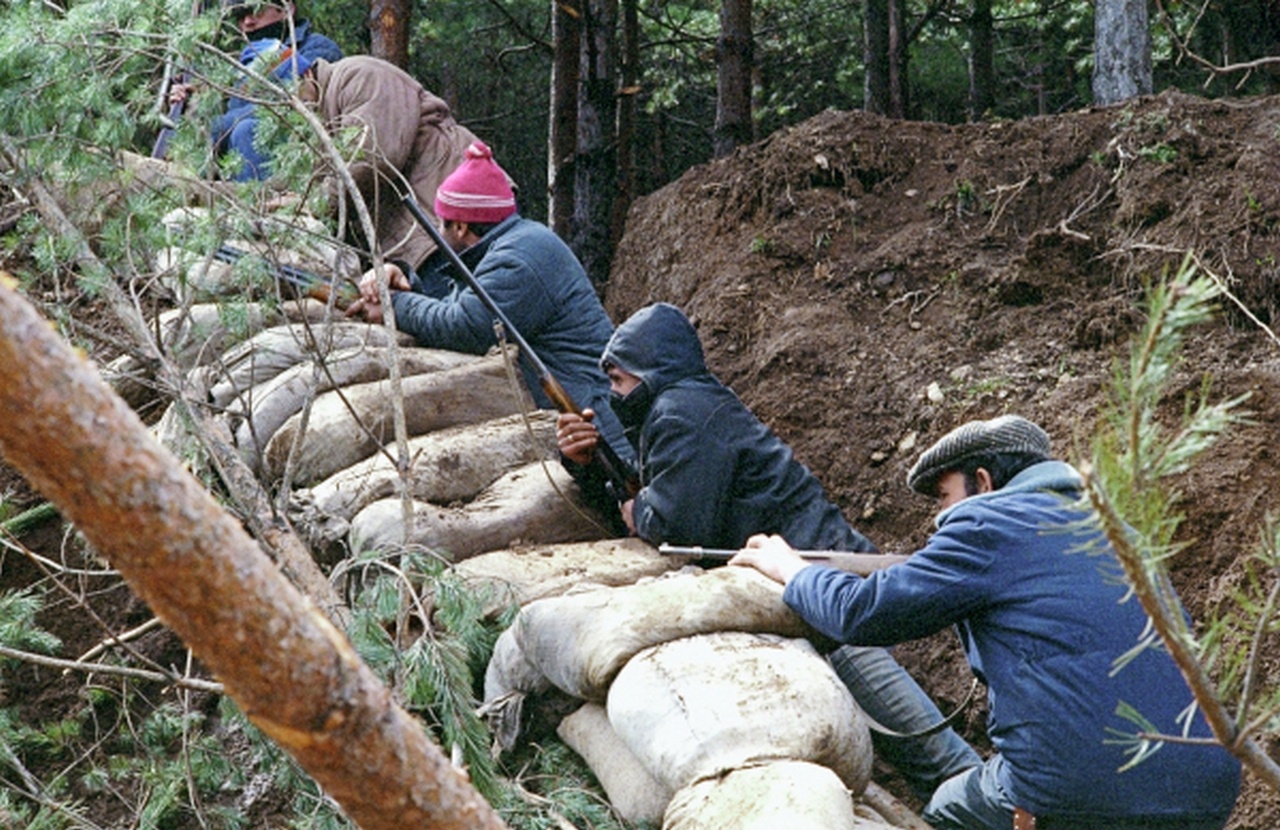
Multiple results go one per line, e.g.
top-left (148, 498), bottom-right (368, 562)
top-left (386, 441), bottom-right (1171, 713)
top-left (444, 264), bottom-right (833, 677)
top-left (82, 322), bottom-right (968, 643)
top-left (482, 569), bottom-right (882, 827)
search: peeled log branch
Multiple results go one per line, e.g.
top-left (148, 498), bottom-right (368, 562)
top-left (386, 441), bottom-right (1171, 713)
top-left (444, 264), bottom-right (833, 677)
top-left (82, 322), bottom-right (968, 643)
top-left (0, 275), bottom-right (508, 830)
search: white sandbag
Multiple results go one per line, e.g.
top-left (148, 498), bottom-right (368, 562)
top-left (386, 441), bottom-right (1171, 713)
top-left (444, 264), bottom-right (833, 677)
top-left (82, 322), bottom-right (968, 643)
top-left (158, 208), bottom-right (360, 303)
top-left (662, 760), bottom-right (874, 830)
top-left (485, 623), bottom-right (554, 704)
top-left (289, 411), bottom-right (558, 532)
top-left (505, 566), bottom-right (812, 701)
top-left (261, 349), bottom-right (533, 485)
top-left (102, 303), bottom-right (285, 409)
top-left (229, 345), bottom-right (479, 467)
top-left (608, 632), bottom-right (872, 795)
top-left (558, 703), bottom-right (673, 825)
top-left (206, 321), bottom-right (416, 407)
top-left (348, 461), bottom-right (610, 561)
top-left (453, 537), bottom-right (689, 620)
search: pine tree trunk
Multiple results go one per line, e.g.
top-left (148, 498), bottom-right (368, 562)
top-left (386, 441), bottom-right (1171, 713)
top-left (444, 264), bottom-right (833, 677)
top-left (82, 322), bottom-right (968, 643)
top-left (368, 0), bottom-right (411, 68)
top-left (571, 0), bottom-right (618, 286)
top-left (968, 0), bottom-right (995, 120)
top-left (713, 0), bottom-right (753, 159)
top-left (1093, 0), bottom-right (1152, 105)
top-left (863, 0), bottom-right (891, 114)
top-left (614, 0), bottom-right (640, 244)
top-left (0, 278), bottom-right (508, 830)
top-left (548, 0), bottom-right (581, 236)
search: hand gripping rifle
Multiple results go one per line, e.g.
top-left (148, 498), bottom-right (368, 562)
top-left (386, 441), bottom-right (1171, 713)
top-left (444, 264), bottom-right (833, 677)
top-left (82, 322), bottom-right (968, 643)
top-left (152, 0), bottom-right (205, 159)
top-left (657, 544), bottom-right (910, 576)
top-left (401, 193), bottom-right (639, 500)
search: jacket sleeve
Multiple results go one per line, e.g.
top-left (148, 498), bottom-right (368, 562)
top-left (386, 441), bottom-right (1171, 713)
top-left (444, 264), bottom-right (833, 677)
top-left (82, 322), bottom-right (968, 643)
top-left (631, 403), bottom-right (737, 545)
top-left (389, 244), bottom-right (548, 353)
top-left (782, 509), bottom-right (999, 645)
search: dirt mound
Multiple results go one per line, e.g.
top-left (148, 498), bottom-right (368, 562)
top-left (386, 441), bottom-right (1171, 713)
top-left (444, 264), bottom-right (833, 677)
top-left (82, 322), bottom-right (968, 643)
top-left (605, 89), bottom-right (1280, 827)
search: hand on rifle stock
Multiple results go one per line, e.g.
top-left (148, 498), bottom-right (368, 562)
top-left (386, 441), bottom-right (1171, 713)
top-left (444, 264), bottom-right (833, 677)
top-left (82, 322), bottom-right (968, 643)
top-left (729, 533), bottom-right (818, 586)
top-left (555, 409), bottom-right (600, 467)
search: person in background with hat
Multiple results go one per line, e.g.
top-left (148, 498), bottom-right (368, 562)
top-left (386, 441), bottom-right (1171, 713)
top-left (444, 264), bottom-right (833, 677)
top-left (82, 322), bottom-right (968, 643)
top-left (731, 414), bottom-right (1241, 830)
top-left (557, 301), bottom-right (982, 800)
top-left (167, 1), bottom-right (342, 180)
top-left (345, 140), bottom-right (631, 477)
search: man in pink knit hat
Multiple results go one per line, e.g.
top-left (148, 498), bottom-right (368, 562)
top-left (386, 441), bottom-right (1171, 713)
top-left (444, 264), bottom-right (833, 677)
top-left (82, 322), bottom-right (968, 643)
top-left (347, 141), bottom-right (633, 493)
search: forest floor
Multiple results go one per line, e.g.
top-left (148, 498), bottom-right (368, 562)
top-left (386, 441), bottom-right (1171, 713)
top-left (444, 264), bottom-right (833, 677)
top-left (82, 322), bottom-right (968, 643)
top-left (3, 87), bottom-right (1280, 827)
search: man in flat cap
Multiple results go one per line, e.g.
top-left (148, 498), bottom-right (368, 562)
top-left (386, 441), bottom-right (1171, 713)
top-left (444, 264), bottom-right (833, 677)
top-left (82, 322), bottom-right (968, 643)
top-left (732, 415), bottom-right (1241, 830)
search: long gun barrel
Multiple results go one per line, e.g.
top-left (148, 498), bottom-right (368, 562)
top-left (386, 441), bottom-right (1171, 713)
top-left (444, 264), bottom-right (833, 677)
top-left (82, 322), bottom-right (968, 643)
top-left (401, 193), bottom-right (639, 499)
top-left (212, 244), bottom-right (356, 309)
top-left (657, 543), bottom-right (909, 576)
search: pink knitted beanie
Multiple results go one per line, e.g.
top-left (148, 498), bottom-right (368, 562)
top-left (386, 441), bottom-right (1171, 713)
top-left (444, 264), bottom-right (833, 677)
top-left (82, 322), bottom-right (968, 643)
top-left (434, 141), bottom-right (517, 224)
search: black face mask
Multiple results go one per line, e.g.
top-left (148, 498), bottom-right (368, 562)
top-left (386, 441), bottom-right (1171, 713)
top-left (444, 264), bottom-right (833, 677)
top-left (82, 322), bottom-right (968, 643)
top-left (610, 382), bottom-right (653, 430)
top-left (247, 20), bottom-right (288, 44)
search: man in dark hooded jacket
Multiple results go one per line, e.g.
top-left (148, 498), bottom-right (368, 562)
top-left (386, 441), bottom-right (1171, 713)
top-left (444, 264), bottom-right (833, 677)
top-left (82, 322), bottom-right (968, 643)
top-left (557, 302), bottom-right (982, 799)
top-left (559, 301), bottom-right (874, 550)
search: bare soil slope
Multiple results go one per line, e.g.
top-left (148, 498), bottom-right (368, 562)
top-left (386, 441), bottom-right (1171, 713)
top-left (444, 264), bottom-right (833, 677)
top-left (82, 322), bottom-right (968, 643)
top-left (604, 89), bottom-right (1280, 828)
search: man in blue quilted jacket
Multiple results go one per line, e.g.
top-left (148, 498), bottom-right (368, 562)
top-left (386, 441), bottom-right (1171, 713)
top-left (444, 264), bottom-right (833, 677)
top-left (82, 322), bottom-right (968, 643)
top-left (732, 414), bottom-right (1242, 829)
top-left (347, 140), bottom-right (630, 473)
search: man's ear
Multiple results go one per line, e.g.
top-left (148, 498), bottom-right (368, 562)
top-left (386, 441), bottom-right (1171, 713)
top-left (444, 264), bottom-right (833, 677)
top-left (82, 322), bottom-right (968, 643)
top-left (974, 468), bottom-right (995, 494)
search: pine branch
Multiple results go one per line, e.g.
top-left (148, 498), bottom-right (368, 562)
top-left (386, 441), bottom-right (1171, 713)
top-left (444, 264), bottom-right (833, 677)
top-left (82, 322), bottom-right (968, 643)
top-left (1083, 257), bottom-right (1280, 792)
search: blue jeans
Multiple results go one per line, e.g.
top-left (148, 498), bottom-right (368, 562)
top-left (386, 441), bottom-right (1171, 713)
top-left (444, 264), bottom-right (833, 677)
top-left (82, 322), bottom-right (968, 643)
top-left (827, 645), bottom-right (982, 802)
top-left (923, 754), bottom-right (1233, 830)
top-left (212, 109), bottom-right (272, 182)
top-left (923, 754), bottom-right (1016, 829)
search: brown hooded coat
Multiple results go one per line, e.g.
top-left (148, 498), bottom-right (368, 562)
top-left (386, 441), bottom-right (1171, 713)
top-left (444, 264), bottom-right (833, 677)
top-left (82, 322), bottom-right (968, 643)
top-left (311, 56), bottom-right (478, 269)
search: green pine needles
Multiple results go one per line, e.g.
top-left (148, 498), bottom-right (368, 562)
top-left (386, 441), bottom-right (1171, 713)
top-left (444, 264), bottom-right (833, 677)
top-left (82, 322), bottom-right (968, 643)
top-left (1080, 255), bottom-right (1280, 792)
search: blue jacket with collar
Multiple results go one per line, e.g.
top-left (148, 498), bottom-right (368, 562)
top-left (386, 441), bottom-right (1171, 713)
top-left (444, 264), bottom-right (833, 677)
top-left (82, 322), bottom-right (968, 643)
top-left (391, 214), bottom-right (630, 462)
top-left (783, 460), bottom-right (1240, 820)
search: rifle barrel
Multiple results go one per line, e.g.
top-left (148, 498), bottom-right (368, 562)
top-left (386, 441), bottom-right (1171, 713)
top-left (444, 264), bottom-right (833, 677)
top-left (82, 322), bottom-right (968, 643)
top-left (400, 193), bottom-right (638, 497)
top-left (657, 544), bottom-right (909, 575)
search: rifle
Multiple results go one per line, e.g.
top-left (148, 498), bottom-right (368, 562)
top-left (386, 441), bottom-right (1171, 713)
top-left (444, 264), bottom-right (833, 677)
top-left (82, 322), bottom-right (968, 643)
top-left (152, 0), bottom-right (205, 159)
top-left (211, 244), bottom-right (358, 309)
top-left (401, 192), bottom-right (640, 500)
top-left (657, 544), bottom-right (910, 576)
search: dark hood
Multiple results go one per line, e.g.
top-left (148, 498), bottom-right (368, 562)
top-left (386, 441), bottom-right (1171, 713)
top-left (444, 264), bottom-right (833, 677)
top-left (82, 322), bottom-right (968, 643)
top-left (600, 303), bottom-right (707, 397)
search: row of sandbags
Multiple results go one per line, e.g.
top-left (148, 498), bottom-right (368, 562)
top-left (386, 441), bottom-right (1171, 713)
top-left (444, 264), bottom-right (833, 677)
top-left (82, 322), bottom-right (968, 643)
top-left (477, 554), bottom-right (909, 829)
top-left (114, 300), bottom-right (613, 562)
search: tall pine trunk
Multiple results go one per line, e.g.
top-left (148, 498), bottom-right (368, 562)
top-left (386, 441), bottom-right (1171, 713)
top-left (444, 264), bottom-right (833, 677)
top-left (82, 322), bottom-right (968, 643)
top-left (571, 0), bottom-right (618, 286)
top-left (368, 0), bottom-right (410, 68)
top-left (864, 0), bottom-right (891, 114)
top-left (549, 0), bottom-right (582, 236)
top-left (1093, 0), bottom-right (1152, 104)
top-left (968, 0), bottom-right (995, 120)
top-left (714, 0), bottom-right (753, 158)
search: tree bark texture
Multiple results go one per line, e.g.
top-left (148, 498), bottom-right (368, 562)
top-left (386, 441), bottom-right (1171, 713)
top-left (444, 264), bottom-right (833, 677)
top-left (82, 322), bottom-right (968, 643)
top-left (713, 0), bottom-right (753, 159)
top-left (368, 0), bottom-right (411, 68)
top-left (863, 0), bottom-right (891, 114)
top-left (614, 0), bottom-right (639, 244)
top-left (571, 0), bottom-right (619, 286)
top-left (968, 0), bottom-right (995, 120)
top-left (0, 275), bottom-right (507, 830)
top-left (1093, 0), bottom-right (1152, 105)
top-left (548, 0), bottom-right (581, 236)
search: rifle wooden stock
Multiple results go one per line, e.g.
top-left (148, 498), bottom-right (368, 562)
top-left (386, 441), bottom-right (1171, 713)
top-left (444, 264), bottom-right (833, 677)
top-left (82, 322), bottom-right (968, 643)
top-left (657, 544), bottom-right (910, 576)
top-left (401, 193), bottom-right (640, 499)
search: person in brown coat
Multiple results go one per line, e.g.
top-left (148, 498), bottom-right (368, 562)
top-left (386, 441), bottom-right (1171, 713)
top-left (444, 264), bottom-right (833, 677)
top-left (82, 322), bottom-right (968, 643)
top-left (297, 55), bottom-right (479, 280)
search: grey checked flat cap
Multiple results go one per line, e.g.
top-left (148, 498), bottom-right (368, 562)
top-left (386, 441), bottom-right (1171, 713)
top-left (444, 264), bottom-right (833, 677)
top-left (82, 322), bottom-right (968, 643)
top-left (907, 415), bottom-right (1051, 495)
